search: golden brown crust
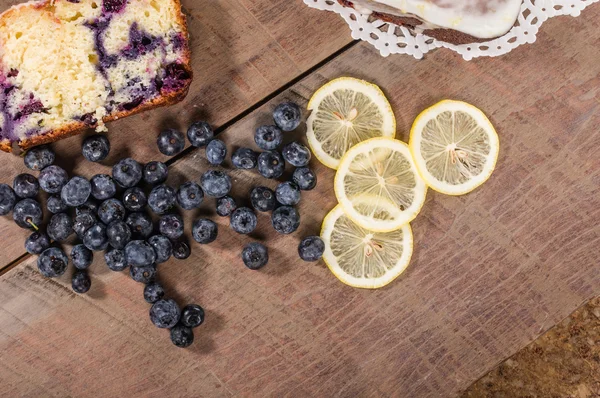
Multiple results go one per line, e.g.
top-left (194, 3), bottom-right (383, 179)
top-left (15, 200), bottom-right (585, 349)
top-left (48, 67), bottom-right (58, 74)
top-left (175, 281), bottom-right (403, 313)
top-left (0, 0), bottom-right (193, 153)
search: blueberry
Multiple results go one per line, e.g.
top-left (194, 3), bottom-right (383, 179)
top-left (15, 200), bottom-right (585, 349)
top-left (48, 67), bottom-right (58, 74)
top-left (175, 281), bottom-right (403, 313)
top-left (206, 139), bottom-right (227, 166)
top-left (158, 214), bottom-right (184, 240)
top-left (276, 182), bottom-right (301, 206)
top-left (13, 173), bottom-right (39, 198)
top-left (148, 235), bottom-right (173, 263)
top-left (37, 247), bottom-right (68, 278)
top-left (112, 158), bottom-right (142, 188)
top-left (250, 186), bottom-right (276, 212)
top-left (231, 148), bottom-right (258, 170)
top-left (148, 184), bottom-right (177, 214)
top-left (13, 199), bottom-right (43, 229)
top-left (46, 196), bottom-right (67, 214)
top-left (103, 0), bottom-right (127, 14)
top-left (216, 196), bottom-right (236, 217)
top-left (130, 264), bottom-right (156, 284)
top-left (254, 125), bottom-right (283, 150)
top-left (105, 249), bottom-right (128, 271)
top-left (143, 161), bottom-right (168, 185)
top-left (76, 199), bottom-right (99, 215)
top-left (39, 165), bottom-right (68, 195)
top-left (122, 187), bottom-right (147, 212)
top-left (242, 242), bottom-right (269, 270)
top-left (292, 167), bottom-right (317, 191)
top-left (90, 174), bottom-right (116, 200)
top-left (201, 170), bottom-right (231, 198)
top-left (125, 240), bottom-right (156, 267)
top-left (72, 270), bottom-right (91, 294)
top-left (282, 142), bottom-right (311, 167)
top-left (181, 304), bottom-right (205, 328)
top-left (73, 209), bottom-right (98, 239)
top-left (187, 121), bottom-right (214, 147)
top-left (25, 232), bottom-right (50, 255)
top-left (298, 236), bottom-right (325, 262)
top-left (24, 145), bottom-right (54, 170)
top-left (273, 102), bottom-right (301, 131)
top-left (157, 129), bottom-right (185, 156)
top-left (82, 135), bottom-right (110, 162)
top-left (47, 213), bottom-right (73, 242)
top-left (144, 282), bottom-right (165, 304)
top-left (272, 206), bottom-right (300, 234)
top-left (192, 219), bottom-right (218, 244)
top-left (230, 207), bottom-right (257, 235)
top-left (170, 325), bottom-right (194, 348)
top-left (176, 182), bottom-right (204, 210)
top-left (172, 241), bottom-right (191, 260)
top-left (83, 223), bottom-right (109, 251)
top-left (106, 220), bottom-right (131, 249)
top-left (126, 212), bottom-right (153, 238)
top-left (0, 183), bottom-right (16, 215)
top-left (150, 298), bottom-right (181, 328)
top-left (257, 151), bottom-right (285, 179)
top-left (98, 198), bottom-right (126, 224)
top-left (71, 244), bottom-right (93, 270)
top-left (61, 176), bottom-right (91, 207)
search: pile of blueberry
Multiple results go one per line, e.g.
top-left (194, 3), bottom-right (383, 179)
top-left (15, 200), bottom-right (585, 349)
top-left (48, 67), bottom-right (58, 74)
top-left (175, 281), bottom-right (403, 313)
top-left (0, 101), bottom-right (325, 348)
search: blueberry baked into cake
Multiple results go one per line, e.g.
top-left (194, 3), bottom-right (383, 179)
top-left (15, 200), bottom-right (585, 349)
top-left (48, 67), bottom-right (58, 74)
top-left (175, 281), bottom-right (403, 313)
top-left (338, 0), bottom-right (523, 44)
top-left (0, 0), bottom-right (192, 152)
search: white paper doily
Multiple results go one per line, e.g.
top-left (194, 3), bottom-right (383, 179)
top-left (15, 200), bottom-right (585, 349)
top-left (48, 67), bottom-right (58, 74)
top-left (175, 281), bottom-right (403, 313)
top-left (304, 0), bottom-right (599, 60)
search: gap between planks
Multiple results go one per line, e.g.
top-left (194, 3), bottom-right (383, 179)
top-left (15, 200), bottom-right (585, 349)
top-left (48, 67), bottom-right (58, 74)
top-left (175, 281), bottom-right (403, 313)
top-left (0, 39), bottom-right (359, 278)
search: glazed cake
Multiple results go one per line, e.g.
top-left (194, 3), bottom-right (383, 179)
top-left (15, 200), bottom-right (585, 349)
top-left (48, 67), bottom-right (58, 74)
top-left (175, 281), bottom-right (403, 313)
top-left (0, 0), bottom-right (192, 152)
top-left (338, 0), bottom-right (523, 44)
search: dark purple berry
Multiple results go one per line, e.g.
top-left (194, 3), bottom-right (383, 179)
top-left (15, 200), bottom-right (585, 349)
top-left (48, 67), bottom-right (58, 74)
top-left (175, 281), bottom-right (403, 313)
top-left (13, 173), bottom-right (39, 198)
top-left (24, 145), bottom-right (54, 170)
top-left (157, 129), bottom-right (185, 156)
top-left (180, 304), bottom-right (205, 328)
top-left (254, 125), bottom-right (283, 150)
top-left (72, 270), bottom-right (91, 294)
top-left (13, 199), bottom-right (43, 229)
top-left (37, 247), bottom-right (68, 278)
top-left (61, 176), bottom-right (91, 207)
top-left (143, 161), bottom-right (168, 185)
top-left (242, 242), bottom-right (269, 270)
top-left (150, 299), bottom-right (181, 328)
top-left (82, 135), bottom-right (110, 162)
top-left (47, 213), bottom-right (73, 242)
top-left (216, 196), bottom-right (236, 217)
top-left (0, 184), bottom-right (16, 215)
top-left (71, 244), bottom-right (93, 270)
top-left (122, 187), bottom-right (147, 212)
top-left (39, 165), bottom-right (68, 194)
top-left (170, 325), bottom-right (194, 348)
top-left (187, 121), bottom-right (214, 147)
top-left (273, 102), bottom-right (301, 131)
top-left (192, 219), bottom-right (218, 244)
top-left (25, 232), bottom-right (50, 255)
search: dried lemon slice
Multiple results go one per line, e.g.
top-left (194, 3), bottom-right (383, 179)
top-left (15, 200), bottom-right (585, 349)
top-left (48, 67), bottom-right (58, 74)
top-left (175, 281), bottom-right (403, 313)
top-left (306, 77), bottom-right (396, 169)
top-left (321, 205), bottom-right (413, 289)
top-left (409, 100), bottom-right (499, 195)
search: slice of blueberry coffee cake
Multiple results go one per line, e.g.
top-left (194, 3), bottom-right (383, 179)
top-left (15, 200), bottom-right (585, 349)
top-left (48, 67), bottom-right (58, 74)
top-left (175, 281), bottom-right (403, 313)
top-left (0, 0), bottom-right (192, 152)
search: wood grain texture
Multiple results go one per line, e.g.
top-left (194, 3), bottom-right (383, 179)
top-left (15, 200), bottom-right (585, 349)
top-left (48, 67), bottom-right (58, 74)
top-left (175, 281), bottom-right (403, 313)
top-left (1, 2), bottom-right (600, 398)
top-left (0, 0), bottom-right (353, 265)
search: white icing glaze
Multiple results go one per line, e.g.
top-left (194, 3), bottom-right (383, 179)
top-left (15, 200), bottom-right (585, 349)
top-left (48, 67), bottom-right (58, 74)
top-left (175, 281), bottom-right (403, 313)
top-left (347, 0), bottom-right (523, 38)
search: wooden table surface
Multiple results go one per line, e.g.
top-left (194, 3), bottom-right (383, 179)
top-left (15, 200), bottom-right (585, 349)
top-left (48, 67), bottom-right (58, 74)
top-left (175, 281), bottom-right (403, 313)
top-left (1, 1), bottom-right (599, 397)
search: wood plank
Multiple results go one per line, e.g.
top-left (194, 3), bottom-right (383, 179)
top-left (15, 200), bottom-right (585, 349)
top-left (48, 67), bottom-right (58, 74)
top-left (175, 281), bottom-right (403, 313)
top-left (1, 4), bottom-right (600, 398)
top-left (0, 0), bottom-right (353, 265)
